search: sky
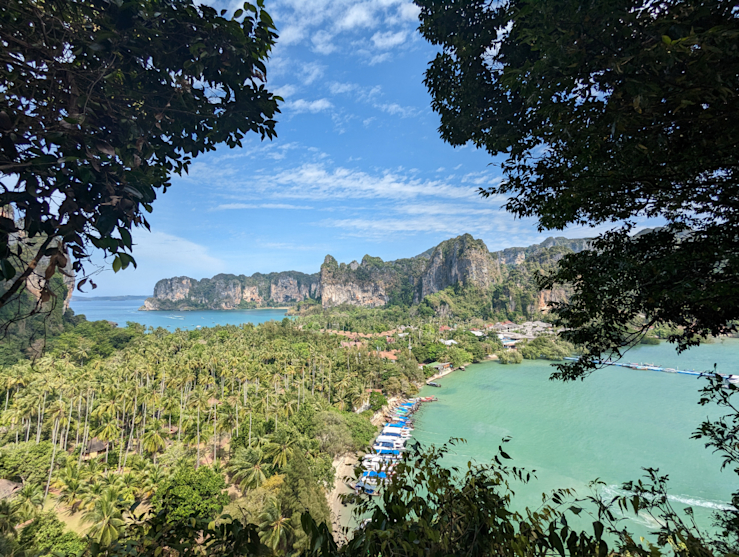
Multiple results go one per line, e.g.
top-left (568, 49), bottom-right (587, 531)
top-left (84, 0), bottom-right (603, 297)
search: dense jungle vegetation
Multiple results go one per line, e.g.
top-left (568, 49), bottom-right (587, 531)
top-left (0, 310), bottom-right (494, 555)
top-left (0, 294), bottom-right (585, 555)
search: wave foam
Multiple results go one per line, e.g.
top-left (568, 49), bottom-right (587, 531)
top-left (601, 485), bottom-right (734, 512)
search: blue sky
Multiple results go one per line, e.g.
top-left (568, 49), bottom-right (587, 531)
top-left (86, 0), bottom-right (598, 297)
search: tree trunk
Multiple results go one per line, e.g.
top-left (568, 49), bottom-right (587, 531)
top-left (117, 401), bottom-right (128, 472)
top-left (248, 412), bottom-right (252, 448)
top-left (44, 416), bottom-right (61, 499)
top-left (78, 391), bottom-right (93, 467)
top-left (196, 406), bottom-right (201, 470)
top-left (75, 396), bottom-right (82, 447)
top-left (177, 387), bottom-right (184, 443)
top-left (122, 395), bottom-right (137, 471)
top-left (213, 403), bottom-right (217, 464)
top-left (139, 402), bottom-right (146, 455)
top-left (36, 391), bottom-right (46, 444)
top-left (63, 397), bottom-right (73, 450)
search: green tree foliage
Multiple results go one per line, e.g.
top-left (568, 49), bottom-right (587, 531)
top-left (417, 0), bottom-right (739, 378)
top-left (277, 450), bottom-right (331, 553)
top-left (518, 337), bottom-right (575, 361)
top-left (309, 440), bottom-right (609, 557)
top-left (0, 442), bottom-right (66, 485)
top-left (0, 276), bottom-right (75, 366)
top-left (495, 350), bottom-right (523, 365)
top-left (152, 466), bottom-right (229, 524)
top-left (19, 511), bottom-right (85, 556)
top-left (0, 0), bottom-right (280, 312)
top-left (368, 391), bottom-right (387, 412)
top-left (315, 412), bottom-right (353, 457)
top-left (439, 346), bottom-right (472, 368)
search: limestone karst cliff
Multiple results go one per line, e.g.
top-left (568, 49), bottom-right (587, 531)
top-left (143, 272), bottom-right (320, 311)
top-left (416, 235), bottom-right (501, 301)
top-left (142, 234), bottom-right (589, 312)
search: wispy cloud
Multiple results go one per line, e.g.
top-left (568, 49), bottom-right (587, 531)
top-left (258, 163), bottom-right (480, 201)
top-left (287, 98), bottom-right (334, 113)
top-left (371, 30), bottom-right (407, 49)
top-left (213, 203), bottom-right (314, 211)
top-left (374, 102), bottom-right (418, 118)
top-left (299, 62), bottom-right (326, 85)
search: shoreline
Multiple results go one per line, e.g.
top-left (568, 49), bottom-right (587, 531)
top-left (426, 363), bottom-right (468, 383)
top-left (327, 454), bottom-right (358, 542)
top-left (138, 306), bottom-right (292, 312)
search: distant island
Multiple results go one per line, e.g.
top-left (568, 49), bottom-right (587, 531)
top-left (141, 234), bottom-right (590, 318)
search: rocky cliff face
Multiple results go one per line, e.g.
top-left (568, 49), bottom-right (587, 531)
top-left (154, 277), bottom-right (192, 302)
top-left (2, 205), bottom-right (75, 311)
top-left (417, 235), bottom-right (500, 301)
top-left (143, 271), bottom-right (320, 311)
top-left (144, 234), bottom-right (591, 313)
top-left (494, 236), bottom-right (590, 266)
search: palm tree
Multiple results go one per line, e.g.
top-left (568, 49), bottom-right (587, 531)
top-left (96, 418), bottom-right (120, 464)
top-left (258, 498), bottom-right (292, 553)
top-left (264, 432), bottom-right (295, 471)
top-left (227, 447), bottom-right (269, 492)
top-left (54, 464), bottom-right (85, 512)
top-left (142, 418), bottom-right (167, 461)
top-left (0, 500), bottom-right (19, 537)
top-left (12, 483), bottom-right (43, 521)
top-left (81, 480), bottom-right (105, 511)
top-left (83, 488), bottom-right (126, 547)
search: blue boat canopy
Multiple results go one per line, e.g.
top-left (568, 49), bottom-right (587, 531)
top-left (363, 471), bottom-right (388, 479)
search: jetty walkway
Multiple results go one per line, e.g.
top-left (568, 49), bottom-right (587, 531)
top-left (563, 357), bottom-right (738, 382)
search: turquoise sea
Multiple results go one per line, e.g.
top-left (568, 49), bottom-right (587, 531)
top-left (414, 340), bottom-right (739, 541)
top-left (69, 297), bottom-right (287, 330)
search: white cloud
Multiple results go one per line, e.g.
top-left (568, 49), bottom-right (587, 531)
top-left (300, 62), bottom-right (325, 85)
top-left (375, 102), bottom-right (418, 118)
top-left (397, 2), bottom-right (420, 22)
top-left (371, 30), bottom-right (407, 49)
top-left (262, 0), bottom-right (419, 63)
top-left (329, 81), bottom-right (357, 94)
top-left (368, 52), bottom-right (392, 65)
top-left (287, 98), bottom-right (334, 113)
top-left (312, 30), bottom-right (336, 54)
top-left (278, 24), bottom-right (307, 45)
top-left (272, 84), bottom-right (299, 99)
top-left (214, 203), bottom-right (313, 210)
top-left (337, 3), bottom-right (376, 30)
top-left (132, 231), bottom-right (226, 270)
top-left (253, 163), bottom-right (480, 201)
top-left (84, 230), bottom-right (228, 296)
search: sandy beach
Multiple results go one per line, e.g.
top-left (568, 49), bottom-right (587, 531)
top-left (327, 454), bottom-right (358, 543)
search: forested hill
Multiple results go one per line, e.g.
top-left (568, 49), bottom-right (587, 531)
top-left (142, 234), bottom-right (590, 315)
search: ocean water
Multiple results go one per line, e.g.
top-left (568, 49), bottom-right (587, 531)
top-left (414, 340), bottom-right (739, 541)
top-left (69, 297), bottom-right (287, 330)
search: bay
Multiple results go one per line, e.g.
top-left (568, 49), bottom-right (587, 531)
top-left (69, 297), bottom-right (287, 330)
top-left (414, 340), bottom-right (739, 540)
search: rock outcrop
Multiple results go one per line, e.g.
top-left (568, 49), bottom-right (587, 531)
top-left (417, 235), bottom-right (500, 301)
top-left (143, 234), bottom-right (591, 313)
top-left (142, 271), bottom-right (320, 311)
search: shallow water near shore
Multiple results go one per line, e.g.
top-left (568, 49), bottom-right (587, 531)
top-left (70, 297), bottom-right (287, 330)
top-left (414, 340), bottom-right (739, 542)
